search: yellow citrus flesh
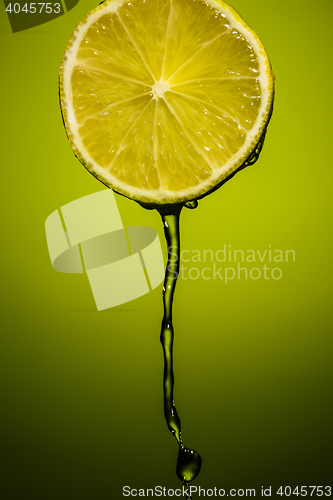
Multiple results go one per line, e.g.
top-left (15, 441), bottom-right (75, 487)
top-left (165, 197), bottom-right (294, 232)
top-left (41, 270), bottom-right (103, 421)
top-left (60, 0), bottom-right (274, 205)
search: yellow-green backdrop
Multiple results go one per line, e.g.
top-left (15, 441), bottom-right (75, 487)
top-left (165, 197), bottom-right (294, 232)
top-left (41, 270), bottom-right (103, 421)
top-left (1, 0), bottom-right (332, 498)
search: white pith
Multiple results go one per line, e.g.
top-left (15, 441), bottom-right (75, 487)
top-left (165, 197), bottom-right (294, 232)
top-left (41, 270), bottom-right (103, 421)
top-left (60, 0), bottom-right (274, 205)
top-left (152, 80), bottom-right (170, 100)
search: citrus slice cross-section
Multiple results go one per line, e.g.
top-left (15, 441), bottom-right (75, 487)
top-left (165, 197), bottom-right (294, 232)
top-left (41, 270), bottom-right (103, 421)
top-left (60, 0), bottom-right (274, 205)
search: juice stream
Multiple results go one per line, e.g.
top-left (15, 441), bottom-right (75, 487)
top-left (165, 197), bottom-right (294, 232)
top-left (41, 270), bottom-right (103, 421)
top-left (158, 202), bottom-right (201, 499)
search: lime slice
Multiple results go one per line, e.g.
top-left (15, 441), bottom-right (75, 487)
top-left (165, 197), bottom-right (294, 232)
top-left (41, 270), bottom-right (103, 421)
top-left (60, 0), bottom-right (274, 205)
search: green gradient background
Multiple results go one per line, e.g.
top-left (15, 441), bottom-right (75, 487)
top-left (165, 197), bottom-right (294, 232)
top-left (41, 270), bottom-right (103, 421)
top-left (1, 0), bottom-right (332, 497)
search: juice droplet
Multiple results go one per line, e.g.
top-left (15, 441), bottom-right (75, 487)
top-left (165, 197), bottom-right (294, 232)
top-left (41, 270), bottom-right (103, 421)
top-left (177, 446), bottom-right (202, 484)
top-left (185, 200), bottom-right (198, 209)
